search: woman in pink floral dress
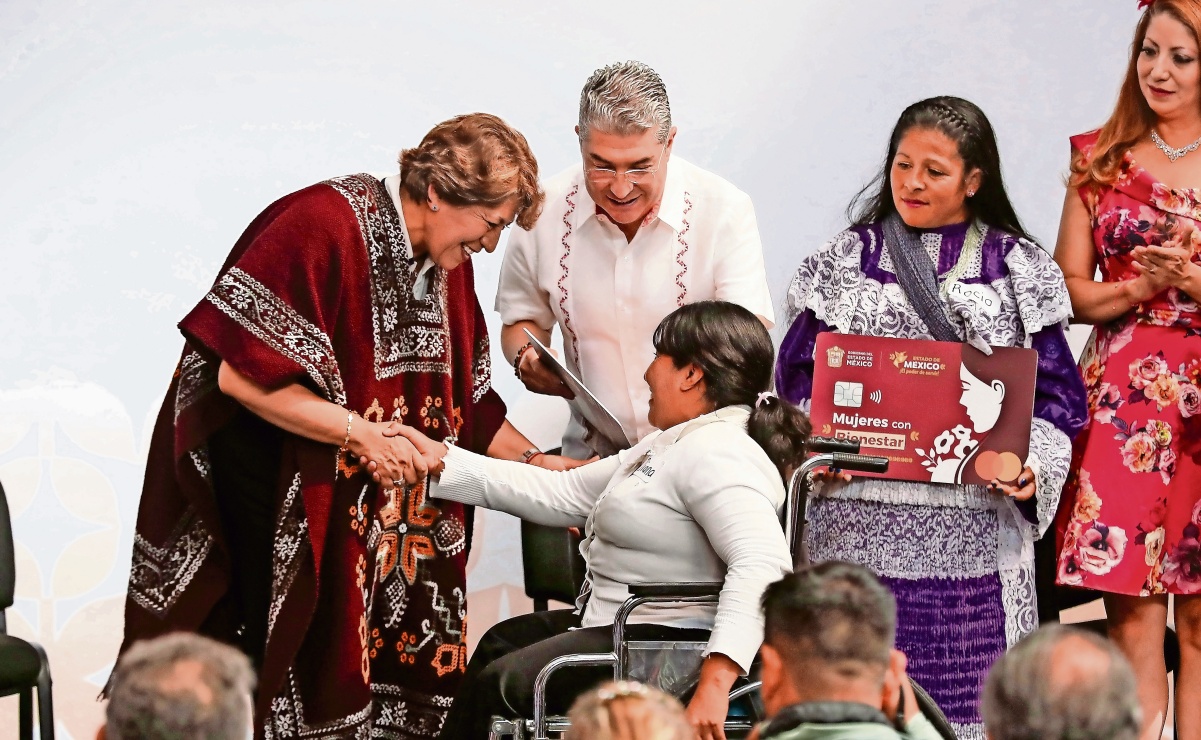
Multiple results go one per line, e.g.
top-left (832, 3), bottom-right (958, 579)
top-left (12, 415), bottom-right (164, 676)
top-left (1054, 2), bottom-right (1201, 735)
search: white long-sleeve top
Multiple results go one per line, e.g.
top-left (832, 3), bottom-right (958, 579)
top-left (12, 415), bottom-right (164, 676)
top-left (431, 406), bottom-right (791, 672)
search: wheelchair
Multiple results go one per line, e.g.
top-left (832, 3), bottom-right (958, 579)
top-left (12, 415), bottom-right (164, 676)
top-left (490, 438), bottom-right (957, 739)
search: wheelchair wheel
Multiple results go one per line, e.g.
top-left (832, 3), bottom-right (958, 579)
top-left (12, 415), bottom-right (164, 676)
top-left (910, 679), bottom-right (957, 740)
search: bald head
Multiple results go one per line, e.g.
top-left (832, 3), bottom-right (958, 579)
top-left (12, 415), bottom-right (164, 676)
top-left (1046, 633), bottom-right (1114, 690)
top-left (981, 625), bottom-right (1140, 740)
top-left (154, 659), bottom-right (217, 707)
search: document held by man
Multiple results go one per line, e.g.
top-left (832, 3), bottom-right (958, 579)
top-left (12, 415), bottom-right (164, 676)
top-left (809, 333), bottom-right (1037, 485)
top-left (523, 329), bottom-right (633, 452)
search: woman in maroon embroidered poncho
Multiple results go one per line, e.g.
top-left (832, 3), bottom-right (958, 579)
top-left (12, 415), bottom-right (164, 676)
top-left (118, 113), bottom-right (561, 739)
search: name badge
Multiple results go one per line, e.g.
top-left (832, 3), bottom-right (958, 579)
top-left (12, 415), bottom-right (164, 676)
top-left (946, 281), bottom-right (1002, 317)
top-left (631, 453), bottom-right (657, 483)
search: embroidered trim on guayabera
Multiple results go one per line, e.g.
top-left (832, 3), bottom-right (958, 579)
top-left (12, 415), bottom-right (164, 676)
top-left (207, 267), bottom-right (347, 405)
top-left (557, 185), bottom-right (581, 362)
top-left (175, 350), bottom-right (217, 419)
top-left (325, 174), bottom-right (453, 380)
top-left (266, 472), bottom-right (309, 641)
top-left (675, 192), bottom-right (693, 306)
top-left (129, 506), bottom-right (213, 617)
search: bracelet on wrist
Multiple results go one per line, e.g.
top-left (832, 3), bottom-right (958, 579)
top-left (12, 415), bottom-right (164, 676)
top-left (513, 341), bottom-right (536, 379)
top-left (341, 411), bottom-right (355, 451)
top-left (337, 411), bottom-right (355, 476)
top-left (519, 447), bottom-right (543, 465)
top-left (1112, 281), bottom-right (1134, 316)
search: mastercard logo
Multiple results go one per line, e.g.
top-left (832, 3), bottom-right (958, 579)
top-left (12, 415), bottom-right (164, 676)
top-left (974, 450), bottom-right (1023, 482)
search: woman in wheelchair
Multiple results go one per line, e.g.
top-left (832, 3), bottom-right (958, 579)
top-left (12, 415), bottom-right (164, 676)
top-left (389, 301), bottom-right (809, 739)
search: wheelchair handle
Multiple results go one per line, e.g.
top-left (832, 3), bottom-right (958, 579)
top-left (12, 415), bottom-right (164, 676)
top-left (785, 452), bottom-right (890, 558)
top-left (788, 449), bottom-right (890, 491)
top-left (831, 452), bottom-right (890, 474)
top-left (806, 435), bottom-right (861, 454)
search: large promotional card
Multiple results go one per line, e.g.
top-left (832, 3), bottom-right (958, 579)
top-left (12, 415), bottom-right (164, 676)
top-left (810, 333), bottom-right (1039, 485)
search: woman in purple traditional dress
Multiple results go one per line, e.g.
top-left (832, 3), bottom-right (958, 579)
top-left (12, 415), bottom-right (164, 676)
top-left (775, 96), bottom-right (1088, 739)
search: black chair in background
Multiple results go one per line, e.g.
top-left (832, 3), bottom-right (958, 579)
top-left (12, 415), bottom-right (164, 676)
top-left (0, 479), bottom-right (55, 740)
top-left (520, 522), bottom-right (586, 613)
top-left (519, 447), bottom-right (587, 613)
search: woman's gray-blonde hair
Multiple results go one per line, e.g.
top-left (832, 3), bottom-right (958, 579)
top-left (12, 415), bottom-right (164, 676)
top-left (578, 61), bottom-right (672, 144)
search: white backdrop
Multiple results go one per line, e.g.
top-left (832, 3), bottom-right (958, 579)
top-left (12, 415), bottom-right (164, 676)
top-left (0, 1), bottom-right (1139, 736)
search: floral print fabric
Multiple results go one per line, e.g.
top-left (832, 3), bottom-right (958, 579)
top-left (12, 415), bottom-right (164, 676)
top-left (1057, 131), bottom-right (1201, 596)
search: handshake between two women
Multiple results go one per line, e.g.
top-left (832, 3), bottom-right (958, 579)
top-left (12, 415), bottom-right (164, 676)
top-left (355, 421), bottom-right (589, 489)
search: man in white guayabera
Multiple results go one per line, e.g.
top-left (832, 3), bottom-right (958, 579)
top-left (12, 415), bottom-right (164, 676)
top-left (496, 60), bottom-right (774, 457)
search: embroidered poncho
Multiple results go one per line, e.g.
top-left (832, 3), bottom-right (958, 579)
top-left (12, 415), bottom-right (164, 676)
top-left (119, 174), bottom-right (506, 739)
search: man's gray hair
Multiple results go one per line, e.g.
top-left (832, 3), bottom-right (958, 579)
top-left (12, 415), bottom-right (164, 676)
top-left (106, 632), bottom-right (255, 740)
top-left (578, 61), bottom-right (672, 143)
top-left (981, 624), bottom-right (1141, 740)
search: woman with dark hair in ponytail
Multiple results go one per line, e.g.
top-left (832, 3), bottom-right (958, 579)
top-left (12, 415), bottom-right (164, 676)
top-left (390, 300), bottom-right (806, 739)
top-left (775, 96), bottom-right (1089, 737)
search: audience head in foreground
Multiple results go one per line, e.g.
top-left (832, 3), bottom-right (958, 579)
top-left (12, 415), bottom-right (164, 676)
top-left (981, 624), bottom-right (1141, 740)
top-left (757, 562), bottom-right (938, 739)
top-left (564, 681), bottom-right (691, 740)
top-left (103, 632), bottom-right (255, 740)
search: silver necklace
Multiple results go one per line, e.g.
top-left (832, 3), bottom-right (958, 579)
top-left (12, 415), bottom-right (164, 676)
top-left (1151, 129), bottom-right (1201, 162)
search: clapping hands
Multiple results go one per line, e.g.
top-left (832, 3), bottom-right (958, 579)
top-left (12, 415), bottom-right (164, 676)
top-left (1128, 243), bottom-right (1197, 300)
